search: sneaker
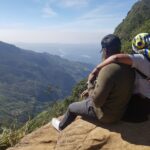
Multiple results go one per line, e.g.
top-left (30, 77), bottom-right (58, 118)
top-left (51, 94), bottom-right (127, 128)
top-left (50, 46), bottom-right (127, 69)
top-left (51, 118), bottom-right (61, 131)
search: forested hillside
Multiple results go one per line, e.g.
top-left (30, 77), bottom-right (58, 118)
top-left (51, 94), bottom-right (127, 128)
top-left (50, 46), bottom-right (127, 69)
top-left (0, 41), bottom-right (93, 127)
top-left (114, 0), bottom-right (150, 52)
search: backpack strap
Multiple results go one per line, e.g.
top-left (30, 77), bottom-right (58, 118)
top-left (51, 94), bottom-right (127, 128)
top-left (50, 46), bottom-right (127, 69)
top-left (135, 69), bottom-right (150, 80)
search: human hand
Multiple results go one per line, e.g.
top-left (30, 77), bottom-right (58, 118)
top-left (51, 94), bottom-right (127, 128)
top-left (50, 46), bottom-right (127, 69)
top-left (88, 67), bottom-right (100, 83)
top-left (88, 73), bottom-right (93, 82)
top-left (88, 72), bottom-right (97, 83)
top-left (81, 89), bottom-right (89, 99)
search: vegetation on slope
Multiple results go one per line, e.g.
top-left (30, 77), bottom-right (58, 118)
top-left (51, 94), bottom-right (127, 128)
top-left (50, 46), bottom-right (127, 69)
top-left (0, 79), bottom-right (87, 150)
top-left (114, 0), bottom-right (150, 52)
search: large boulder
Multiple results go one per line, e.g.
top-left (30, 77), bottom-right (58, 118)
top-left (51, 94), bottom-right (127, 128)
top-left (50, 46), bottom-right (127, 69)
top-left (7, 118), bottom-right (150, 150)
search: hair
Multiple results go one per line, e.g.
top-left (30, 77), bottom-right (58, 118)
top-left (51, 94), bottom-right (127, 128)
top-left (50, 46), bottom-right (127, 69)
top-left (101, 34), bottom-right (121, 59)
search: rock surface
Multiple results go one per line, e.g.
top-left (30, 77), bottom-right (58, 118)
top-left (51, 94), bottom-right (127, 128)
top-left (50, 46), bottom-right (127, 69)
top-left (7, 118), bottom-right (150, 150)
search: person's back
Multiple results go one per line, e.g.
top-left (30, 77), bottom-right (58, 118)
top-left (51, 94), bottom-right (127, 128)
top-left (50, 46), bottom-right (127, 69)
top-left (92, 63), bottom-right (135, 123)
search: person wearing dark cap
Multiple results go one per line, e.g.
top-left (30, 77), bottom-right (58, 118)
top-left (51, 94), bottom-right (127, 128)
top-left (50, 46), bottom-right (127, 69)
top-left (51, 34), bottom-right (135, 131)
top-left (81, 34), bottom-right (122, 98)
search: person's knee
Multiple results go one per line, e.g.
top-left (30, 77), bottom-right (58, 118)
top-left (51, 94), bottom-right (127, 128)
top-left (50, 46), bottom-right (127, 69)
top-left (68, 101), bottom-right (87, 115)
top-left (68, 103), bottom-right (75, 112)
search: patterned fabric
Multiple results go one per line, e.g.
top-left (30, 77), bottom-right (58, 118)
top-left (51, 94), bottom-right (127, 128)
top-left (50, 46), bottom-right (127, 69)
top-left (144, 48), bottom-right (150, 61)
top-left (137, 48), bottom-right (150, 61)
top-left (132, 33), bottom-right (150, 53)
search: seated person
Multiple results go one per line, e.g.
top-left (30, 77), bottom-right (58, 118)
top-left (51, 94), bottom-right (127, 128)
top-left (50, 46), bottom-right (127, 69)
top-left (88, 33), bottom-right (150, 122)
top-left (51, 34), bottom-right (135, 131)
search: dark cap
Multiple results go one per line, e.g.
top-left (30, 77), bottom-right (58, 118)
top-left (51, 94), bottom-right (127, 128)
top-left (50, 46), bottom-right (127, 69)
top-left (101, 34), bottom-right (121, 54)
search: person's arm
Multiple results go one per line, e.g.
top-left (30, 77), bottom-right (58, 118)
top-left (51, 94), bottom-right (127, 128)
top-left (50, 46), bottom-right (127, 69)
top-left (98, 54), bottom-right (132, 68)
top-left (88, 54), bottom-right (133, 83)
top-left (91, 65), bottom-right (114, 107)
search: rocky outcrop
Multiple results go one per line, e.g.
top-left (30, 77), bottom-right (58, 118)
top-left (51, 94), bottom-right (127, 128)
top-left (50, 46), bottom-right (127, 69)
top-left (7, 117), bottom-right (150, 150)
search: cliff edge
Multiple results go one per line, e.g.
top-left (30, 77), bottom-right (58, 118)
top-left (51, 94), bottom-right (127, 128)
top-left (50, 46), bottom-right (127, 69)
top-left (7, 117), bottom-right (150, 150)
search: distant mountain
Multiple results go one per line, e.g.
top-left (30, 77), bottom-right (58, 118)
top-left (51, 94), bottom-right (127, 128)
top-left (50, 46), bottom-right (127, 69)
top-left (16, 43), bottom-right (101, 65)
top-left (0, 41), bottom-right (93, 127)
top-left (114, 0), bottom-right (150, 52)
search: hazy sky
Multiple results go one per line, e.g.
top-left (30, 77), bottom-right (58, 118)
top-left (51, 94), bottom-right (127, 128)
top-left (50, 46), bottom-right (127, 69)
top-left (0, 0), bottom-right (138, 44)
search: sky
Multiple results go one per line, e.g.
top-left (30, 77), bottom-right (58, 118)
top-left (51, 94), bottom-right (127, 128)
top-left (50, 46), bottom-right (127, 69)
top-left (0, 0), bottom-right (138, 44)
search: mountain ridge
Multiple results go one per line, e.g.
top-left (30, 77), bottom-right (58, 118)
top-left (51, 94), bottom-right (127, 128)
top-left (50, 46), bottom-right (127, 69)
top-left (16, 42), bottom-right (100, 65)
top-left (0, 41), bottom-right (93, 127)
